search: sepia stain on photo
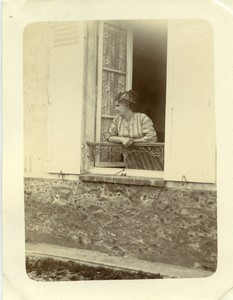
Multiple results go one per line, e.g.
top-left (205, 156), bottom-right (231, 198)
top-left (23, 19), bottom-right (217, 281)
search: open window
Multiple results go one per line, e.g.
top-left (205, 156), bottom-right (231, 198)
top-left (87, 20), bottom-right (167, 176)
top-left (46, 20), bottom-right (215, 184)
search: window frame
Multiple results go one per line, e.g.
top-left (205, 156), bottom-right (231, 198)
top-left (95, 21), bottom-right (133, 167)
top-left (90, 20), bottom-right (165, 178)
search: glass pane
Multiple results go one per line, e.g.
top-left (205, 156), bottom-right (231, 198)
top-left (102, 71), bottom-right (126, 116)
top-left (100, 117), bottom-right (112, 142)
top-left (100, 22), bottom-right (128, 164)
top-left (103, 23), bottom-right (127, 72)
top-left (115, 27), bottom-right (127, 72)
top-left (103, 26), bottom-right (110, 68)
top-left (101, 71), bottom-right (110, 115)
top-left (100, 118), bottom-right (122, 162)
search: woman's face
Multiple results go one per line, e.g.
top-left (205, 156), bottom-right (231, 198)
top-left (115, 101), bottom-right (129, 116)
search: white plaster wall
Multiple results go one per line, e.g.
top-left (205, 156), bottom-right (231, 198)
top-left (24, 23), bottom-right (50, 177)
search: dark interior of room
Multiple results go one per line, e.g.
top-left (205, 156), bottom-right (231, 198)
top-left (131, 20), bottom-right (167, 142)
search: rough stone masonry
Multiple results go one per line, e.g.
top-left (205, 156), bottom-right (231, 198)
top-left (24, 178), bottom-right (217, 272)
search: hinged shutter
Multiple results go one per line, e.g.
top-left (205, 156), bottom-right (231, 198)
top-left (164, 20), bottom-right (215, 183)
top-left (48, 22), bottom-right (84, 174)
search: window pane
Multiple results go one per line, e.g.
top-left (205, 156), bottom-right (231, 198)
top-left (103, 23), bottom-right (127, 71)
top-left (99, 21), bottom-right (128, 165)
top-left (100, 117), bottom-right (112, 142)
top-left (115, 27), bottom-right (127, 72)
top-left (100, 118), bottom-right (122, 162)
top-left (103, 25), bottom-right (111, 68)
top-left (102, 71), bottom-right (126, 116)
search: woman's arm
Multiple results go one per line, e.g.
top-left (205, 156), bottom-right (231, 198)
top-left (107, 117), bottom-right (133, 146)
top-left (108, 136), bottom-right (123, 144)
top-left (140, 114), bottom-right (158, 143)
top-left (108, 136), bottom-right (133, 146)
top-left (132, 137), bottom-right (149, 143)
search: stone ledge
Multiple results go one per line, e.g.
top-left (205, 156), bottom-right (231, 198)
top-left (79, 174), bottom-right (165, 187)
top-left (25, 243), bottom-right (213, 279)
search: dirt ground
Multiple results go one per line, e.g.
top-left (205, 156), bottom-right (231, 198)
top-left (26, 256), bottom-right (163, 281)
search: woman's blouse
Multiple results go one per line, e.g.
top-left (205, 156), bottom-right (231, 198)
top-left (107, 113), bottom-right (157, 143)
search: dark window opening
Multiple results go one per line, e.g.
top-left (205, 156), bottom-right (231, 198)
top-left (132, 20), bottom-right (167, 142)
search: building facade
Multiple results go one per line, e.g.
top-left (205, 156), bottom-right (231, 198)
top-left (24, 20), bottom-right (217, 273)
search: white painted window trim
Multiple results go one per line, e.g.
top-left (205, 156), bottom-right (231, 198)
top-left (96, 21), bottom-right (104, 143)
top-left (126, 25), bottom-right (133, 89)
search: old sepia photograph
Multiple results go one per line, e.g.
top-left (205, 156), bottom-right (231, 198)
top-left (23, 19), bottom-right (217, 281)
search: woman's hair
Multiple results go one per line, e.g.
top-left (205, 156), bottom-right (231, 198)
top-left (115, 90), bottom-right (138, 111)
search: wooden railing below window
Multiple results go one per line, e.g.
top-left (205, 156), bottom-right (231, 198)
top-left (86, 141), bottom-right (164, 171)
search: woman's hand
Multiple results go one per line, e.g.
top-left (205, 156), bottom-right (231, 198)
top-left (107, 136), bottom-right (134, 146)
top-left (121, 137), bottom-right (134, 147)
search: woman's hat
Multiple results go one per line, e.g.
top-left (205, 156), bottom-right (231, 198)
top-left (115, 90), bottom-right (138, 105)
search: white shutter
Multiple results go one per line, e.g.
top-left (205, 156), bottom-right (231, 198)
top-left (48, 22), bottom-right (84, 174)
top-left (164, 20), bottom-right (215, 183)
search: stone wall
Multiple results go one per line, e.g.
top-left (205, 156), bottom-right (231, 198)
top-left (24, 178), bottom-right (217, 272)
